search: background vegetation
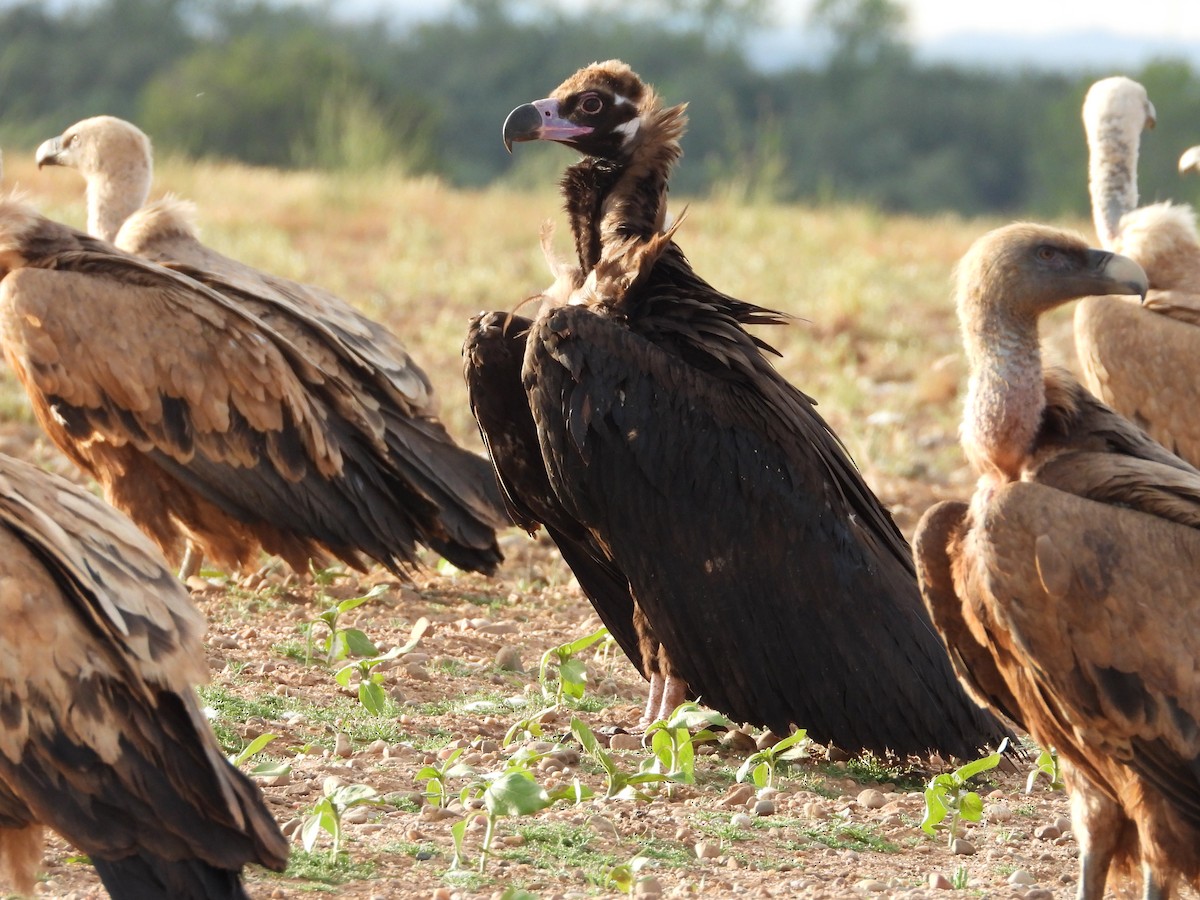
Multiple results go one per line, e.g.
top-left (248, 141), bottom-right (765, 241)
top-left (3, 0), bottom-right (1200, 216)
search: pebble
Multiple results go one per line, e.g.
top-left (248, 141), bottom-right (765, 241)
top-left (365, 739), bottom-right (388, 756)
top-left (857, 788), bottom-right (886, 809)
top-left (1007, 869), bottom-right (1037, 886)
top-left (753, 798), bottom-right (776, 816)
top-left (406, 663), bottom-right (431, 681)
top-left (988, 801), bottom-right (1013, 822)
top-left (1024, 891), bottom-right (1055, 900)
top-left (333, 733), bottom-right (353, 758)
top-left (695, 841), bottom-right (721, 859)
top-left (855, 880), bottom-right (886, 892)
top-left (494, 646), bottom-right (523, 671)
top-left (1033, 824), bottom-right (1061, 841)
top-left (718, 784), bottom-right (756, 808)
top-left (431, 889), bottom-right (453, 900)
top-left (343, 806), bottom-right (371, 824)
top-left (928, 873), bottom-right (953, 890)
top-left (730, 813), bottom-right (754, 829)
top-left (950, 838), bottom-right (976, 855)
top-left (719, 729), bottom-right (758, 753)
top-left (279, 817), bottom-right (303, 837)
top-left (256, 771), bottom-right (291, 787)
top-left (633, 876), bottom-right (663, 898)
top-left (1054, 816), bottom-right (1073, 833)
top-left (589, 816), bottom-right (619, 838)
top-left (609, 733), bottom-right (643, 752)
top-left (755, 729), bottom-right (784, 750)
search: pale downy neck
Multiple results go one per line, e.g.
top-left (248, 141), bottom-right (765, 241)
top-left (1086, 104), bottom-right (1141, 249)
top-left (959, 291), bottom-right (1045, 485)
top-left (87, 158), bottom-right (151, 244)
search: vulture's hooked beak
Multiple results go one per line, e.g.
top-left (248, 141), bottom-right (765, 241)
top-left (1180, 145), bottom-right (1200, 175)
top-left (1145, 100), bottom-right (1158, 130)
top-left (1091, 249), bottom-right (1149, 303)
top-left (502, 98), bottom-right (594, 153)
top-left (35, 136), bottom-right (65, 170)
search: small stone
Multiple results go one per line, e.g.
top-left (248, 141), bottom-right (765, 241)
top-left (280, 817), bottom-right (303, 838)
top-left (589, 816), bottom-right (619, 838)
top-left (1033, 824), bottom-right (1061, 841)
top-left (928, 873), bottom-right (953, 890)
top-left (405, 663), bottom-right (431, 681)
top-left (609, 733), bottom-right (643, 752)
top-left (950, 838), bottom-right (976, 855)
top-left (753, 798), bottom-right (776, 816)
top-left (855, 879), bottom-right (886, 892)
top-left (717, 784), bottom-right (756, 808)
top-left (633, 875), bottom-right (663, 898)
top-left (431, 889), bottom-right (453, 900)
top-left (343, 806), bottom-right (371, 824)
top-left (730, 813), bottom-right (754, 829)
top-left (1054, 816), bottom-right (1073, 833)
top-left (826, 745), bottom-right (850, 762)
top-left (365, 739), bottom-right (388, 756)
top-left (719, 729), bottom-right (758, 753)
top-left (1023, 891), bottom-right (1055, 900)
top-left (857, 788), bottom-right (886, 809)
top-left (494, 645), bottom-right (523, 672)
top-left (334, 733), bottom-right (353, 758)
top-left (1007, 869), bottom-right (1036, 886)
top-left (695, 841), bottom-right (721, 859)
top-left (988, 801), bottom-right (1013, 822)
top-left (255, 770), bottom-right (291, 787)
top-left (755, 729), bottom-right (784, 750)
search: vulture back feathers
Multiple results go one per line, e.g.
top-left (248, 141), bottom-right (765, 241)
top-left (0, 450), bottom-right (286, 898)
top-left (33, 116), bottom-right (508, 576)
top-left (0, 195), bottom-right (501, 576)
top-left (469, 60), bottom-right (1013, 758)
top-left (1075, 76), bottom-right (1200, 468)
top-left (916, 222), bottom-right (1200, 899)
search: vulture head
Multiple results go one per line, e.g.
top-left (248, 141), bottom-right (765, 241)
top-left (1083, 77), bottom-right (1156, 249)
top-left (502, 60), bottom-right (685, 162)
top-left (35, 116), bottom-right (153, 243)
top-left (1180, 145), bottom-right (1200, 174)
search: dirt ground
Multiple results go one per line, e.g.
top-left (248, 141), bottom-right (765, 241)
top-left (24, 489), bottom-right (1088, 900)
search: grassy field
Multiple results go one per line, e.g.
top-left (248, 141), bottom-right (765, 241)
top-left (0, 154), bottom-right (1092, 898)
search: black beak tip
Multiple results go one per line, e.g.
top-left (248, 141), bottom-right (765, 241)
top-left (502, 102), bottom-right (544, 151)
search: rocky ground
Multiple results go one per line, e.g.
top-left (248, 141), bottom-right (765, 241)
top-left (27, 527), bottom-right (1089, 900)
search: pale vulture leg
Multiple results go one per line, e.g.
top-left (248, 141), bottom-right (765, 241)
top-left (1142, 865), bottom-right (1172, 900)
top-left (1067, 765), bottom-right (1120, 900)
top-left (641, 673), bottom-right (666, 726)
top-left (654, 675), bottom-right (688, 722)
top-left (178, 541), bottom-right (203, 580)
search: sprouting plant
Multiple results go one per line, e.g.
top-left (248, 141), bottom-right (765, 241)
top-left (570, 717), bottom-right (670, 800)
top-left (921, 739), bottom-right (1008, 847)
top-left (1025, 745), bottom-right (1064, 793)
top-left (415, 746), bottom-right (476, 809)
top-left (735, 728), bottom-right (811, 789)
top-left (451, 770), bottom-right (553, 873)
top-left (951, 865), bottom-right (971, 889)
top-left (538, 626), bottom-right (610, 705)
top-left (605, 854), bottom-right (653, 896)
top-left (502, 704), bottom-right (559, 748)
top-left (643, 702), bottom-right (731, 792)
top-left (334, 617), bottom-right (429, 713)
top-left (227, 733), bottom-right (291, 779)
top-left (303, 581), bottom-right (390, 664)
top-left (301, 781), bottom-right (386, 860)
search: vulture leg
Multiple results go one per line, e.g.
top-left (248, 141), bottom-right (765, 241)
top-left (1143, 867), bottom-right (1171, 900)
top-left (1069, 769), bottom-right (1121, 900)
top-left (641, 673), bottom-right (666, 726)
top-left (178, 541), bottom-right (203, 580)
top-left (656, 674), bottom-right (689, 722)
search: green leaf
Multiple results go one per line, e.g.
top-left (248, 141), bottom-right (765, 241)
top-left (498, 888), bottom-right (539, 900)
top-left (330, 783), bottom-right (381, 808)
top-left (483, 771), bottom-right (551, 818)
top-left (920, 787), bottom-right (948, 835)
top-left (333, 663), bottom-right (356, 688)
top-left (959, 791), bottom-right (984, 822)
top-left (665, 702), bottom-right (732, 732)
top-left (751, 761), bottom-right (770, 788)
top-left (247, 760), bottom-right (291, 778)
top-left (230, 733), bottom-right (278, 768)
top-left (450, 817), bottom-right (470, 869)
top-left (359, 680), bottom-right (388, 714)
top-left (342, 627), bottom-right (379, 658)
top-left (735, 753), bottom-right (763, 784)
top-left (559, 657), bottom-right (588, 699)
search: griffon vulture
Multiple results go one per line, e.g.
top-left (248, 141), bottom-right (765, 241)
top-left (0, 196), bottom-right (503, 579)
top-left (34, 115), bottom-right (508, 576)
top-left (915, 222), bottom-right (1200, 899)
top-left (1074, 76), bottom-right (1200, 466)
top-left (0, 450), bottom-right (287, 898)
top-left (463, 60), bottom-right (1014, 758)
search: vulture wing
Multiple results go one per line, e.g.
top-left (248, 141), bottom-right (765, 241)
top-left (1075, 295), bottom-right (1200, 466)
top-left (0, 454), bottom-right (286, 896)
top-left (525, 303), bottom-right (1011, 756)
top-left (464, 310), bottom-right (644, 676)
top-left (0, 241), bottom-right (470, 574)
top-left (970, 481), bottom-right (1200, 830)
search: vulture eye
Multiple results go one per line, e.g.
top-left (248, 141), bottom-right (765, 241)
top-left (64, 134), bottom-right (78, 148)
top-left (1035, 246), bottom-right (1058, 263)
top-left (579, 93), bottom-right (604, 115)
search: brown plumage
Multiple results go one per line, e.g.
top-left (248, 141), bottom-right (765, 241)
top-left (0, 450), bottom-right (286, 898)
top-left (34, 116), bottom-right (508, 576)
top-left (1074, 77), bottom-right (1200, 467)
top-left (0, 196), bottom-right (502, 578)
top-left (465, 60), bottom-right (1015, 758)
top-left (914, 222), bottom-right (1200, 899)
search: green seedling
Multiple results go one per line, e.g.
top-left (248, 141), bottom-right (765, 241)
top-left (334, 617), bottom-right (429, 713)
top-left (735, 728), bottom-right (811, 789)
top-left (921, 739), bottom-right (1008, 847)
top-left (228, 733), bottom-right (291, 779)
top-left (951, 865), bottom-right (970, 889)
top-left (643, 702), bottom-right (731, 792)
top-left (570, 717), bottom-right (671, 800)
top-left (539, 626), bottom-right (610, 705)
top-left (302, 781), bottom-right (386, 860)
top-left (304, 580), bottom-right (389, 664)
top-left (452, 770), bottom-right (554, 873)
top-left (1025, 745), bottom-right (1064, 793)
top-left (415, 746), bottom-right (476, 809)
top-left (605, 854), bottom-right (653, 897)
top-left (503, 704), bottom-right (559, 748)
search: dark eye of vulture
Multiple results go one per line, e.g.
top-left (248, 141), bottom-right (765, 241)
top-left (472, 59), bottom-right (1016, 761)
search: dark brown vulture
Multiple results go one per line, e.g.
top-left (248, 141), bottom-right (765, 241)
top-left (1074, 76), bottom-right (1200, 467)
top-left (0, 450), bottom-right (286, 898)
top-left (0, 195), bottom-right (503, 579)
top-left (463, 59), bottom-right (1014, 758)
top-left (33, 115), bottom-right (508, 577)
top-left (914, 222), bottom-right (1200, 899)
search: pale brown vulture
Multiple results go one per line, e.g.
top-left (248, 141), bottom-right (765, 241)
top-left (1074, 76), bottom-right (1200, 467)
top-left (915, 222), bottom-right (1200, 899)
top-left (463, 60), bottom-right (1014, 758)
top-left (0, 450), bottom-right (286, 898)
top-left (0, 196), bottom-right (503, 578)
top-left (33, 116), bottom-right (508, 577)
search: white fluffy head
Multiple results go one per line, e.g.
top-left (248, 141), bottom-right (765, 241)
top-left (1083, 76), bottom-right (1156, 137)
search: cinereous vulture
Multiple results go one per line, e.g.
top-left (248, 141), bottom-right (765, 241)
top-left (915, 222), bottom-right (1200, 899)
top-left (0, 450), bottom-right (286, 898)
top-left (34, 116), bottom-right (508, 577)
top-left (464, 60), bottom-right (1014, 758)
